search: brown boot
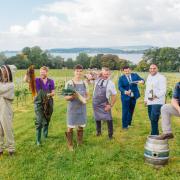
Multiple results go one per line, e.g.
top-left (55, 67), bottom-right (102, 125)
top-left (77, 129), bottom-right (83, 146)
top-left (65, 131), bottom-right (73, 151)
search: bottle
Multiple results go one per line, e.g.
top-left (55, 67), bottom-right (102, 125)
top-left (148, 84), bottom-right (154, 100)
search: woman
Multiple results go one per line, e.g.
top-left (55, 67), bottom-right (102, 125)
top-left (64, 64), bottom-right (89, 151)
top-left (0, 65), bottom-right (16, 156)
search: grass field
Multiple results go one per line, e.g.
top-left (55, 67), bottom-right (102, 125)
top-left (0, 70), bottom-right (179, 180)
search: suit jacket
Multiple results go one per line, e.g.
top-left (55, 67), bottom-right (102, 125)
top-left (118, 73), bottom-right (144, 101)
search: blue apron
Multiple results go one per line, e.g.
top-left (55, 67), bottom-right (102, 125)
top-left (67, 81), bottom-right (87, 127)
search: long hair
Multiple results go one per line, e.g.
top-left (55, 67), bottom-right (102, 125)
top-left (27, 65), bottom-right (37, 97)
top-left (0, 65), bottom-right (13, 82)
top-left (0, 68), bottom-right (2, 82)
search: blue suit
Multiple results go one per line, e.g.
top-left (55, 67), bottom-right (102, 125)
top-left (118, 73), bottom-right (144, 128)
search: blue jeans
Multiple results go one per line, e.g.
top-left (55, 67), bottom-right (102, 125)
top-left (148, 104), bottom-right (162, 135)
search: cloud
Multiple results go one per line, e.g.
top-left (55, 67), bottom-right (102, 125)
top-left (0, 0), bottom-right (180, 50)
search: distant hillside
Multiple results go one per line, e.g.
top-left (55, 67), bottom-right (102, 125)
top-left (1, 46), bottom-right (155, 57)
top-left (48, 46), bottom-right (154, 54)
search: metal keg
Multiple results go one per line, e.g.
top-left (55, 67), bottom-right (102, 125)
top-left (144, 135), bottom-right (169, 166)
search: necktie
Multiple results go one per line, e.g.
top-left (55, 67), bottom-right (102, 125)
top-left (127, 75), bottom-right (132, 83)
top-left (100, 79), bottom-right (104, 86)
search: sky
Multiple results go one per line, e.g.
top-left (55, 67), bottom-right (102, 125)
top-left (0, 0), bottom-right (180, 50)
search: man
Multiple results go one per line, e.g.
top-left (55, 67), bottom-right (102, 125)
top-left (144, 64), bottom-right (166, 135)
top-left (92, 67), bottom-right (117, 139)
top-left (0, 65), bottom-right (16, 156)
top-left (25, 66), bottom-right (55, 145)
top-left (157, 82), bottom-right (180, 140)
top-left (118, 66), bottom-right (144, 129)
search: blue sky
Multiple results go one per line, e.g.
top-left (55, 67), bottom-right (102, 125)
top-left (0, 0), bottom-right (53, 30)
top-left (0, 0), bottom-right (180, 50)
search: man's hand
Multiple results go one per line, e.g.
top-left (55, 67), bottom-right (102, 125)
top-left (138, 80), bottom-right (144, 84)
top-left (105, 104), bottom-right (111, 112)
top-left (125, 90), bottom-right (131, 96)
top-left (144, 101), bottom-right (147, 107)
top-left (64, 94), bottom-right (76, 101)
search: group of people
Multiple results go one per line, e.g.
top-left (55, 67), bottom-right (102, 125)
top-left (0, 64), bottom-right (179, 155)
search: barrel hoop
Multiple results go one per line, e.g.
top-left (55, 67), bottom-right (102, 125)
top-left (144, 149), bottom-right (169, 158)
top-left (144, 146), bottom-right (169, 152)
top-left (146, 140), bottom-right (168, 145)
top-left (144, 152), bottom-right (169, 160)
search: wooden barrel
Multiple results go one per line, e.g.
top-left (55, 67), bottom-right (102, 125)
top-left (144, 135), bottom-right (169, 166)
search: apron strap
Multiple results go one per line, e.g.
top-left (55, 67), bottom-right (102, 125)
top-left (94, 78), bottom-right (102, 92)
top-left (71, 80), bottom-right (86, 90)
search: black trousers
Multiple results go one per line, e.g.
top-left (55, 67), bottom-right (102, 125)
top-left (96, 120), bottom-right (113, 137)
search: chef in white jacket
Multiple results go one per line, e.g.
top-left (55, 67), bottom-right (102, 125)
top-left (144, 64), bottom-right (166, 135)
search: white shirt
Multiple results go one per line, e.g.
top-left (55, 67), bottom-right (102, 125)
top-left (93, 78), bottom-right (117, 99)
top-left (144, 73), bottom-right (166, 105)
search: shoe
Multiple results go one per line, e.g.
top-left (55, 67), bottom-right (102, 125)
top-left (128, 125), bottom-right (133, 128)
top-left (96, 132), bottom-right (102, 136)
top-left (9, 151), bottom-right (15, 156)
top-left (122, 128), bottom-right (128, 131)
top-left (65, 132), bottom-right (73, 151)
top-left (0, 151), bottom-right (3, 156)
top-left (109, 136), bottom-right (114, 140)
top-left (155, 133), bottom-right (174, 140)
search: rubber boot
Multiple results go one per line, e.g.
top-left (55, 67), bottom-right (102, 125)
top-left (65, 131), bottom-right (73, 151)
top-left (77, 129), bottom-right (83, 146)
top-left (43, 125), bottom-right (49, 138)
top-left (36, 129), bottom-right (42, 146)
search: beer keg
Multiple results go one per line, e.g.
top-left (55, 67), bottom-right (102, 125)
top-left (144, 135), bottom-right (169, 166)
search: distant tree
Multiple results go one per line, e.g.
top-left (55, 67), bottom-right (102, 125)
top-left (5, 54), bottom-right (29, 69)
top-left (135, 59), bottom-right (149, 72)
top-left (76, 53), bottom-right (90, 69)
top-left (65, 58), bottom-right (75, 69)
top-left (0, 52), bottom-right (6, 66)
top-left (117, 58), bottom-right (132, 70)
top-left (90, 54), bottom-right (103, 69)
top-left (143, 47), bottom-right (180, 72)
top-left (101, 54), bottom-right (119, 70)
top-left (101, 54), bottom-right (131, 70)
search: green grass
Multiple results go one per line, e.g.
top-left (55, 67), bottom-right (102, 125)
top-left (0, 70), bottom-right (179, 180)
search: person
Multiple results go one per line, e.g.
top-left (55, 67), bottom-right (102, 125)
top-left (24, 66), bottom-right (55, 145)
top-left (64, 64), bottom-right (89, 151)
top-left (156, 82), bottom-right (180, 140)
top-left (92, 67), bottom-right (117, 139)
top-left (118, 66), bottom-right (144, 129)
top-left (144, 64), bottom-right (166, 135)
top-left (0, 65), bottom-right (16, 156)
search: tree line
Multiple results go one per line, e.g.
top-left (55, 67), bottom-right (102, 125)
top-left (0, 46), bottom-right (179, 71)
